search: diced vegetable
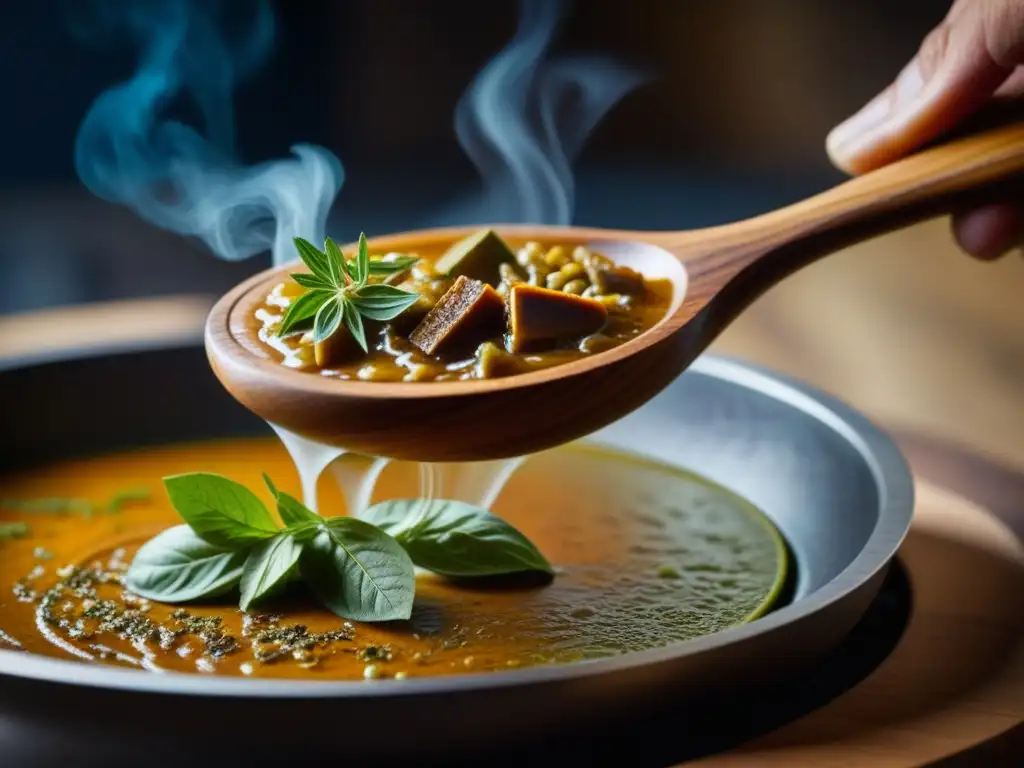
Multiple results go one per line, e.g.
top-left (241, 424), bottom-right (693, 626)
top-left (585, 263), bottom-right (647, 296)
top-left (434, 229), bottom-right (523, 286)
top-left (409, 276), bottom-right (507, 356)
top-left (473, 341), bottom-right (528, 379)
top-left (508, 284), bottom-right (608, 353)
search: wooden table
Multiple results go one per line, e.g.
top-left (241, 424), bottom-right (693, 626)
top-left (1, 218), bottom-right (1022, 766)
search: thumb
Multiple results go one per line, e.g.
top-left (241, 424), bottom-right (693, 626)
top-left (826, 0), bottom-right (1024, 175)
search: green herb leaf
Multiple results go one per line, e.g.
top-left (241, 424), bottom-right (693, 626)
top-left (239, 532), bottom-right (304, 611)
top-left (278, 289), bottom-right (331, 337)
top-left (323, 237), bottom-right (354, 285)
top-left (293, 237), bottom-right (334, 284)
top-left (367, 254), bottom-right (420, 275)
top-left (290, 272), bottom-right (333, 291)
top-left (124, 525), bottom-right (249, 602)
top-left (279, 495), bottom-right (322, 530)
top-left (106, 487), bottom-right (151, 514)
top-left (279, 233), bottom-right (420, 347)
top-left (341, 301), bottom-right (369, 352)
top-left (359, 499), bottom-right (554, 577)
top-left (313, 296), bottom-right (344, 344)
top-left (1, 487), bottom-right (151, 519)
top-left (1, 497), bottom-right (95, 516)
top-left (355, 232), bottom-right (371, 286)
top-left (319, 237), bottom-right (345, 287)
top-left (163, 473), bottom-right (279, 549)
top-left (300, 518), bottom-right (415, 622)
top-left (0, 521), bottom-right (30, 541)
top-left (262, 473), bottom-right (321, 528)
top-left (350, 284), bottom-right (423, 321)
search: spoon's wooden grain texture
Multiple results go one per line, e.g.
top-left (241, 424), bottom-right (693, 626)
top-left (206, 121), bottom-right (1024, 462)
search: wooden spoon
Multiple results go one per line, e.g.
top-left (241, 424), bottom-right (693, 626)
top-left (206, 119), bottom-right (1024, 462)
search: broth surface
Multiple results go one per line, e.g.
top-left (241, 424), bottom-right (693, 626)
top-left (0, 439), bottom-right (787, 680)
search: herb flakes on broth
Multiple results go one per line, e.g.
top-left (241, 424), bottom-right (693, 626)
top-left (0, 438), bottom-right (788, 680)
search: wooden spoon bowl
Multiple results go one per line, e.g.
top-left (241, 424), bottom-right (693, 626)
top-left (206, 119), bottom-right (1024, 462)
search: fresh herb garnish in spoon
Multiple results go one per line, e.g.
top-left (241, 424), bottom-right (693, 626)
top-left (277, 233), bottom-right (422, 351)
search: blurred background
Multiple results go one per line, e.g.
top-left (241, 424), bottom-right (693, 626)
top-left (1, 0), bottom-right (1022, 465)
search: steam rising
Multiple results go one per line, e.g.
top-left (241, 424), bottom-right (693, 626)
top-left (71, 0), bottom-right (645, 269)
top-left (71, 0), bottom-right (341, 267)
top-left (454, 0), bottom-right (648, 225)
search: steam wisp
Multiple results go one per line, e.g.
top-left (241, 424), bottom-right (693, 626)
top-left (71, 0), bottom-right (646, 269)
top-left (71, 0), bottom-right (341, 267)
top-left (454, 0), bottom-right (648, 225)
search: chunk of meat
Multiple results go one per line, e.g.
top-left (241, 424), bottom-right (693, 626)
top-left (586, 263), bottom-right (647, 296)
top-left (508, 284), bottom-right (608, 353)
top-left (315, 322), bottom-right (377, 368)
top-left (409, 276), bottom-right (507, 356)
top-left (434, 229), bottom-right (524, 287)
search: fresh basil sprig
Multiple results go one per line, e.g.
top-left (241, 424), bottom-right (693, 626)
top-left (124, 472), bottom-right (553, 623)
top-left (276, 233), bottom-right (422, 351)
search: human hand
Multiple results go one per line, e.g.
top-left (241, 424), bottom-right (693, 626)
top-left (826, 0), bottom-right (1023, 260)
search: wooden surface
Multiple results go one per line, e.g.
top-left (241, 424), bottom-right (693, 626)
top-left (0, 295), bottom-right (214, 362)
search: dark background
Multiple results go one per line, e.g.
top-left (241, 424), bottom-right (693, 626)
top-left (0, 0), bottom-right (949, 315)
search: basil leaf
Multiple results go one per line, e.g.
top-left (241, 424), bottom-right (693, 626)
top-left (322, 237), bottom-right (347, 288)
top-left (125, 525), bottom-right (248, 602)
top-left (325, 237), bottom-right (358, 282)
top-left (239, 532), bottom-right (304, 611)
top-left (355, 232), bottom-right (370, 286)
top-left (367, 254), bottom-right (420, 274)
top-left (357, 498), bottom-right (422, 533)
top-left (293, 237), bottom-right (334, 284)
top-left (262, 473), bottom-right (321, 527)
top-left (163, 473), bottom-right (278, 548)
top-left (359, 499), bottom-right (554, 577)
top-left (278, 289), bottom-right (331, 336)
top-left (279, 494), bottom-right (323, 529)
top-left (313, 296), bottom-right (343, 343)
top-left (290, 272), bottom-right (333, 291)
top-left (350, 284), bottom-right (422, 321)
top-left (341, 301), bottom-right (368, 352)
top-left (300, 518), bottom-right (414, 622)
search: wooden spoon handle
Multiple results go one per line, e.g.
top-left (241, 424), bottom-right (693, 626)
top-left (682, 119), bottom-right (1024, 285)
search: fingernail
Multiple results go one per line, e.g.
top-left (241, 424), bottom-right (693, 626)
top-left (955, 206), bottom-right (1024, 261)
top-left (827, 59), bottom-right (926, 166)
